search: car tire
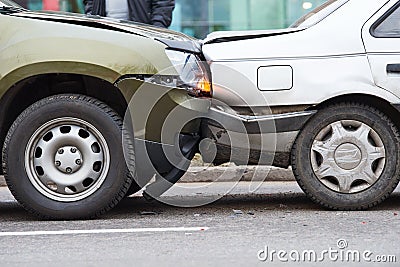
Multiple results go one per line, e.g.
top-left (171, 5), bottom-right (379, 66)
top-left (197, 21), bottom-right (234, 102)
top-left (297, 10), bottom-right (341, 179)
top-left (2, 94), bottom-right (135, 219)
top-left (292, 102), bottom-right (400, 210)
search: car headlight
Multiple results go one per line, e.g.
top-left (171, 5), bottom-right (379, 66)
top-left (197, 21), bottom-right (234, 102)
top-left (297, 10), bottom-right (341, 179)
top-left (164, 49), bottom-right (212, 98)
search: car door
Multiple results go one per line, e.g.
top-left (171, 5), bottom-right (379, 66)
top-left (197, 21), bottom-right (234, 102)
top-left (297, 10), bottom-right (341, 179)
top-left (362, 0), bottom-right (400, 98)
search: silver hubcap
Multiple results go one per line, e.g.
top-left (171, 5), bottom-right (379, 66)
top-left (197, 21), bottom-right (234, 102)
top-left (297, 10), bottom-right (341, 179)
top-left (54, 146), bottom-right (83, 174)
top-left (311, 120), bottom-right (386, 194)
top-left (25, 118), bottom-right (110, 202)
top-left (335, 143), bottom-right (362, 170)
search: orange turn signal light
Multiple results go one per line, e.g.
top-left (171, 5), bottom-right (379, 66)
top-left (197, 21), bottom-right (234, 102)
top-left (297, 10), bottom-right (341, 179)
top-left (196, 77), bottom-right (212, 97)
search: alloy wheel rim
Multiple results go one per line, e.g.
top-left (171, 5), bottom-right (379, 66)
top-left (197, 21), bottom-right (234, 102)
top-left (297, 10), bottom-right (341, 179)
top-left (25, 117), bottom-right (110, 202)
top-left (310, 120), bottom-right (386, 194)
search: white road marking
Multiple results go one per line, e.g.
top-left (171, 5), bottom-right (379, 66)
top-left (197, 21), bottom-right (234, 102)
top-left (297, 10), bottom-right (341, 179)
top-left (0, 227), bottom-right (209, 237)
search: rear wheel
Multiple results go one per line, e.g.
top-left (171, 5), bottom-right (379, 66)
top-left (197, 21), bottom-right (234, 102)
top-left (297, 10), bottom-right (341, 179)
top-left (2, 94), bottom-right (134, 219)
top-left (292, 103), bottom-right (400, 210)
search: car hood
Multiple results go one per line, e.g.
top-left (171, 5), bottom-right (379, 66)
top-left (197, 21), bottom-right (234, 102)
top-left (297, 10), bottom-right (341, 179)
top-left (10, 10), bottom-right (201, 53)
top-left (203, 28), bottom-right (304, 44)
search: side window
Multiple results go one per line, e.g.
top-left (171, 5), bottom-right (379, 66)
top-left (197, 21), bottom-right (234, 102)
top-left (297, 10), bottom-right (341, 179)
top-left (372, 3), bottom-right (400, 37)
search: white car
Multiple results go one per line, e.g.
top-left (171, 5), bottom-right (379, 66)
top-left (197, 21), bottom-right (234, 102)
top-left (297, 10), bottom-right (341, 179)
top-left (201, 0), bottom-right (400, 209)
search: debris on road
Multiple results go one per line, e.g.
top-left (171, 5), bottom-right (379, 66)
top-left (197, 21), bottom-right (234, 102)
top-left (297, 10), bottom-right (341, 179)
top-left (140, 211), bottom-right (157, 216)
top-left (278, 204), bottom-right (288, 209)
top-left (232, 209), bottom-right (243, 215)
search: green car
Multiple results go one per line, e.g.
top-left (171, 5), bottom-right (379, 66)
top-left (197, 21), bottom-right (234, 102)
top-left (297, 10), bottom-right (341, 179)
top-left (0, 0), bottom-right (211, 219)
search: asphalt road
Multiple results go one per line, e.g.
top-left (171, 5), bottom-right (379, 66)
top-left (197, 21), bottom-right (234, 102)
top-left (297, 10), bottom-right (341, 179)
top-left (0, 182), bottom-right (399, 267)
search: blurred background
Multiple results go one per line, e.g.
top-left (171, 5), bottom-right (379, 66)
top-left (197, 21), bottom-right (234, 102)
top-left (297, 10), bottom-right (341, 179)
top-left (13, 0), bottom-right (326, 38)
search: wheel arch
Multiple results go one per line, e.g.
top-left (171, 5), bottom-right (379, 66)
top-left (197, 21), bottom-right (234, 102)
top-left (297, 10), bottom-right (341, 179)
top-left (0, 62), bottom-right (121, 93)
top-left (0, 72), bottom-right (132, 174)
top-left (308, 93), bottom-right (400, 129)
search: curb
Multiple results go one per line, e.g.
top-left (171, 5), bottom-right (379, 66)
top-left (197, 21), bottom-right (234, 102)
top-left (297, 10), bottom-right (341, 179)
top-left (180, 166), bottom-right (294, 183)
top-left (0, 167), bottom-right (295, 187)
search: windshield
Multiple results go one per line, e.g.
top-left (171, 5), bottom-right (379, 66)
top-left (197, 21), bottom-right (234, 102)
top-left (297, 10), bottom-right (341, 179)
top-left (291, 0), bottom-right (349, 28)
top-left (0, 0), bottom-right (22, 8)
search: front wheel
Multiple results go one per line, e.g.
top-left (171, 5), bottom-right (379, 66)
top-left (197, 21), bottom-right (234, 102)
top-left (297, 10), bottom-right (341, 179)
top-left (292, 103), bottom-right (400, 210)
top-left (2, 94), bottom-right (135, 219)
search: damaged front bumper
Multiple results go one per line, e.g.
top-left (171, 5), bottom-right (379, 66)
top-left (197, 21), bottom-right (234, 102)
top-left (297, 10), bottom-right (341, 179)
top-left (117, 77), bottom-right (211, 191)
top-left (201, 106), bottom-right (316, 168)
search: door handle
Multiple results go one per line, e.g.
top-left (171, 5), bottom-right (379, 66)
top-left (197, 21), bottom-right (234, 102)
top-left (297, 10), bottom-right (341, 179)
top-left (387, 64), bottom-right (400, 74)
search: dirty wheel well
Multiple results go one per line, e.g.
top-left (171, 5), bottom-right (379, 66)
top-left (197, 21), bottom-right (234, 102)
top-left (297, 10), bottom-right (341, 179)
top-left (0, 74), bottom-right (129, 174)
